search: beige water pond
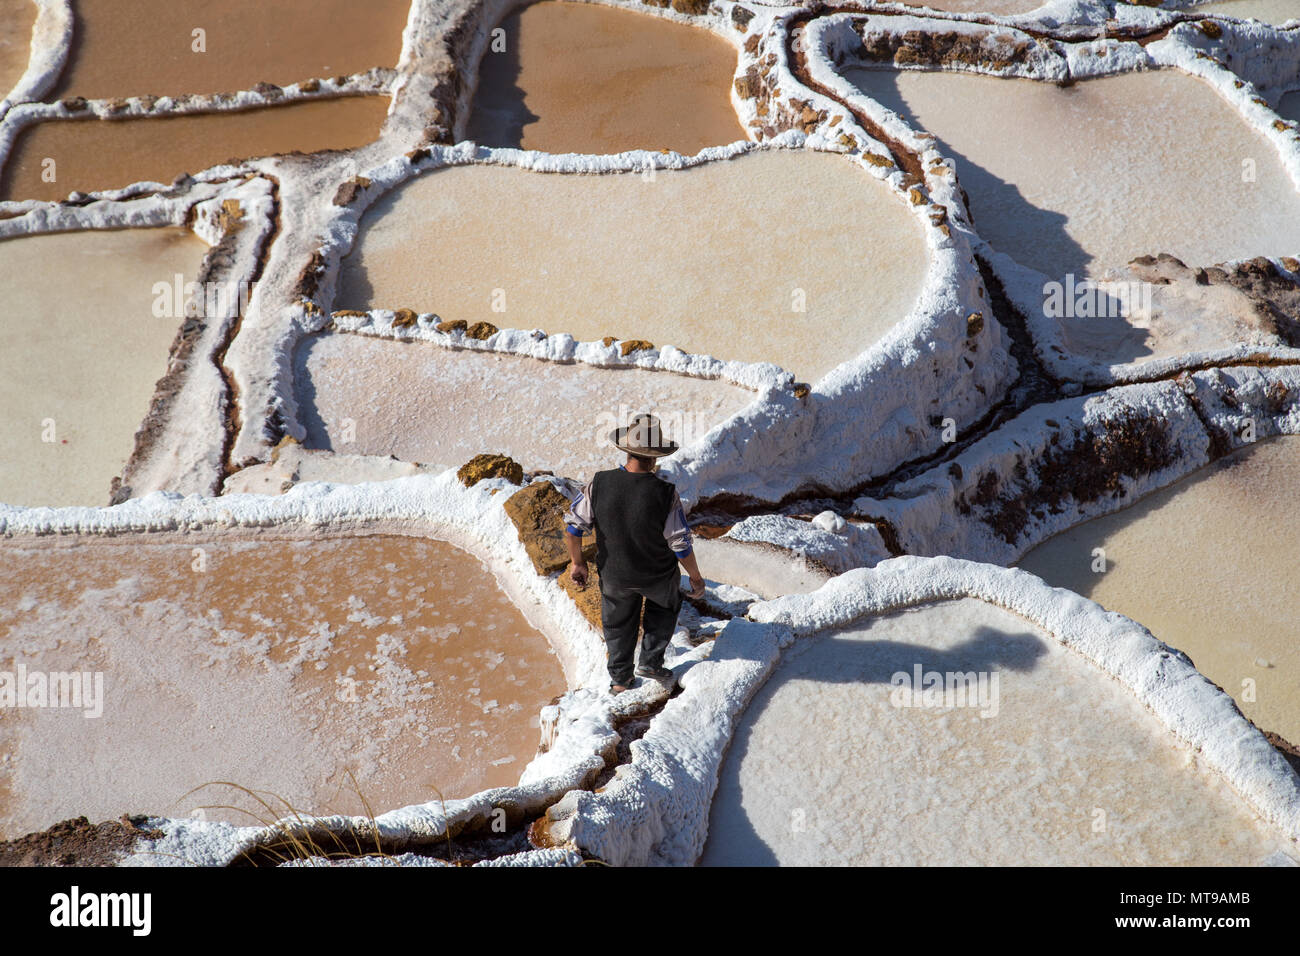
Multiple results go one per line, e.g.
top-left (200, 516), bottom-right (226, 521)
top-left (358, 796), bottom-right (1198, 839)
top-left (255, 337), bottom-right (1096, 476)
top-left (846, 68), bottom-right (1300, 279)
top-left (1019, 435), bottom-right (1300, 747)
top-left (1197, 0), bottom-right (1300, 24)
top-left (2, 95), bottom-right (390, 201)
top-left (0, 0), bottom-right (35, 98)
top-left (701, 598), bottom-right (1290, 865)
top-left (294, 332), bottom-right (755, 481)
top-left (50, 0), bottom-right (412, 100)
top-left (336, 148), bottom-right (929, 382)
top-left (0, 226), bottom-right (209, 508)
top-left (467, 0), bottom-right (744, 155)
top-left (0, 531), bottom-right (563, 839)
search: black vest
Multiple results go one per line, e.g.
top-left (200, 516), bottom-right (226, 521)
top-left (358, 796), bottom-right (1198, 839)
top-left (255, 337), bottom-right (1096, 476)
top-left (590, 468), bottom-right (679, 587)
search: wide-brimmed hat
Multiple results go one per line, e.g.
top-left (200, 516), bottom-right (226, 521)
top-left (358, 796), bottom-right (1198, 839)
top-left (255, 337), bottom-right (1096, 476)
top-left (609, 413), bottom-right (679, 458)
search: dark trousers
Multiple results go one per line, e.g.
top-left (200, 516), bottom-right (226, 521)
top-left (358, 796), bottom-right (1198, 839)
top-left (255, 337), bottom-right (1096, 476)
top-left (599, 572), bottom-right (683, 684)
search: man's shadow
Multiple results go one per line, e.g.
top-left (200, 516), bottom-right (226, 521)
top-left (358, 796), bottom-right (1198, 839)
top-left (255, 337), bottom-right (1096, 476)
top-left (700, 622), bottom-right (1048, 866)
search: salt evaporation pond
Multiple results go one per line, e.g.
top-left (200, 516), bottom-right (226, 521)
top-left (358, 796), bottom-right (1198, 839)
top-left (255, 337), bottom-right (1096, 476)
top-left (296, 333), bottom-right (755, 480)
top-left (0, 226), bottom-right (209, 508)
top-left (466, 0), bottom-right (744, 155)
top-left (901, 0), bottom-right (1045, 14)
top-left (846, 68), bottom-right (1300, 279)
top-left (336, 149), bottom-right (929, 382)
top-left (701, 599), bottom-right (1288, 865)
top-left (0, 0), bottom-right (35, 96)
top-left (49, 0), bottom-right (412, 99)
top-left (1197, 0), bottom-right (1300, 24)
top-left (1, 96), bottom-right (390, 201)
top-left (1019, 436), bottom-right (1300, 747)
top-left (0, 532), bottom-right (563, 839)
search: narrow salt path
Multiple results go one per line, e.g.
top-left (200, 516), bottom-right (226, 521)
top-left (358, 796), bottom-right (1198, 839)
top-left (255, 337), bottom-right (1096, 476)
top-left (466, 0), bottom-right (745, 154)
top-left (701, 598), bottom-right (1289, 865)
top-left (294, 332), bottom-right (756, 480)
top-left (0, 532), bottom-right (564, 839)
top-left (335, 149), bottom-right (930, 383)
top-left (899, 0), bottom-right (1046, 14)
top-left (1019, 435), bottom-right (1300, 746)
top-left (0, 226), bottom-right (209, 507)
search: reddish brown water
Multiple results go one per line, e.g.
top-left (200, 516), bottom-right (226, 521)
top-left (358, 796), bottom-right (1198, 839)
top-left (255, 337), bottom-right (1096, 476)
top-left (1, 95), bottom-right (391, 201)
top-left (50, 0), bottom-right (412, 99)
top-left (0, 532), bottom-right (564, 838)
top-left (466, 0), bottom-right (744, 154)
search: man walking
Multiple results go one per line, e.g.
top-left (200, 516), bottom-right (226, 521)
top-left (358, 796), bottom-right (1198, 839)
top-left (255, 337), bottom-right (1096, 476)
top-left (563, 413), bottom-right (706, 695)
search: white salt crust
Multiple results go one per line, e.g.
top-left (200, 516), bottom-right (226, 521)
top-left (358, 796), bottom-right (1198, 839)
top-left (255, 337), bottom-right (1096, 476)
top-left (6, 0), bottom-right (1300, 509)
top-left (542, 556), bottom-right (1300, 865)
top-left (3, 0), bottom-right (1300, 865)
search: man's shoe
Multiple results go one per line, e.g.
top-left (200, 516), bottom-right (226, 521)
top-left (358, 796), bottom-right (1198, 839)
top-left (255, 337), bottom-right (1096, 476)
top-left (634, 663), bottom-right (675, 684)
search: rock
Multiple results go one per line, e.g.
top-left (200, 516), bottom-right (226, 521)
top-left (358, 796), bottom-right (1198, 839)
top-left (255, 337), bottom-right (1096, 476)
top-left (670, 0), bottom-right (710, 15)
top-left (503, 482), bottom-right (596, 575)
top-left (558, 563), bottom-right (603, 630)
top-left (466, 321), bottom-right (498, 340)
top-left (456, 453), bottom-right (523, 487)
top-left (619, 339), bottom-right (654, 357)
top-left (966, 311), bottom-right (984, 337)
top-left (332, 176), bottom-right (371, 206)
top-left (734, 71), bottom-right (762, 100)
top-left (436, 319), bottom-right (467, 334)
top-left (391, 308), bottom-right (419, 329)
top-left (811, 510), bottom-right (847, 534)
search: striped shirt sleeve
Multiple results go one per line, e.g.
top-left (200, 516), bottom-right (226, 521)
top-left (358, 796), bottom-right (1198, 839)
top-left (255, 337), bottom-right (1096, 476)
top-left (563, 480), bottom-right (595, 537)
top-left (664, 489), bottom-right (693, 558)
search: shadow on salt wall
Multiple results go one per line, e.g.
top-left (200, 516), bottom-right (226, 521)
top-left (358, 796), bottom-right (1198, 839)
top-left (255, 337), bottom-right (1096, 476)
top-left (850, 69), bottom-right (1092, 278)
top-left (1278, 91), bottom-right (1300, 127)
top-left (851, 69), bottom-right (1164, 366)
top-left (700, 624), bottom-right (1047, 866)
top-left (464, 8), bottom-right (539, 148)
top-left (294, 332), bottom-right (340, 451)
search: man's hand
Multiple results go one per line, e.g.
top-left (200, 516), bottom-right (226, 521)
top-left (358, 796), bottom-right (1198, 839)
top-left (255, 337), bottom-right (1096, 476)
top-left (570, 561), bottom-right (589, 590)
top-left (686, 574), bottom-right (706, 599)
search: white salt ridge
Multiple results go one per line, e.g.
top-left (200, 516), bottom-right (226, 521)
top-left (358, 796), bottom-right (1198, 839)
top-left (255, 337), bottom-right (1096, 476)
top-left (0, 0), bottom-right (69, 114)
top-left (851, 364), bottom-right (1300, 567)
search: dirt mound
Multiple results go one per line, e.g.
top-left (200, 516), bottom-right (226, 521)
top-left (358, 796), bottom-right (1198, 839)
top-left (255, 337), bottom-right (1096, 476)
top-left (0, 815), bottom-right (153, 867)
top-left (457, 453), bottom-right (524, 487)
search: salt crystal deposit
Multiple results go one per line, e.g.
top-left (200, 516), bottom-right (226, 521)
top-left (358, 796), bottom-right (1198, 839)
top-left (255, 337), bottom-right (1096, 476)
top-left (2, 0), bottom-right (1300, 868)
